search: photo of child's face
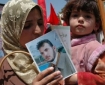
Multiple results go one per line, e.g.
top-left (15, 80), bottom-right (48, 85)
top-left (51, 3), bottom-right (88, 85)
top-left (69, 10), bottom-right (99, 38)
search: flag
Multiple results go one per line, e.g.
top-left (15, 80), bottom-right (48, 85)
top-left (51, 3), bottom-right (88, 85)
top-left (47, 3), bottom-right (60, 25)
top-left (37, 0), bottom-right (47, 33)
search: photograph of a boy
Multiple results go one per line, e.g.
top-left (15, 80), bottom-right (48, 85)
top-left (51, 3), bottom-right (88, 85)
top-left (37, 39), bottom-right (75, 78)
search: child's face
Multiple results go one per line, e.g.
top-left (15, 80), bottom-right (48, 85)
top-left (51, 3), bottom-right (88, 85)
top-left (69, 10), bottom-right (99, 38)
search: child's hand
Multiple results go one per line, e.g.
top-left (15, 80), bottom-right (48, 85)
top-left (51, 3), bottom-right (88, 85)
top-left (65, 73), bottom-right (77, 85)
top-left (32, 67), bottom-right (63, 85)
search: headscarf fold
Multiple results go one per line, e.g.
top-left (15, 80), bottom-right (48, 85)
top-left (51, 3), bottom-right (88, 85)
top-left (1, 0), bottom-right (43, 84)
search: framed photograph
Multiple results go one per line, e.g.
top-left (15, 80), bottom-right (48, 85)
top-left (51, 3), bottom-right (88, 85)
top-left (26, 30), bottom-right (76, 79)
top-left (97, 0), bottom-right (105, 39)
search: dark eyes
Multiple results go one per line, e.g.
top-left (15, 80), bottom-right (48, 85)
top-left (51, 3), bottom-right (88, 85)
top-left (71, 14), bottom-right (78, 17)
top-left (45, 48), bottom-right (48, 51)
top-left (37, 20), bottom-right (44, 26)
top-left (41, 52), bottom-right (43, 55)
top-left (85, 15), bottom-right (91, 18)
top-left (24, 20), bottom-right (44, 29)
top-left (71, 13), bottom-right (91, 19)
top-left (24, 23), bottom-right (32, 29)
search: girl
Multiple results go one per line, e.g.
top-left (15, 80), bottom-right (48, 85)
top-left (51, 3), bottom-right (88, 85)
top-left (63, 0), bottom-right (105, 85)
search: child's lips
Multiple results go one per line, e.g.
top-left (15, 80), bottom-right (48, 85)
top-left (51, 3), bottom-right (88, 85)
top-left (77, 25), bottom-right (84, 28)
top-left (76, 25), bottom-right (85, 32)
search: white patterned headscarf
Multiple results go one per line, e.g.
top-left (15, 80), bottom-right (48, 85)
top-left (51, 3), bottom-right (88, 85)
top-left (1, 0), bottom-right (43, 84)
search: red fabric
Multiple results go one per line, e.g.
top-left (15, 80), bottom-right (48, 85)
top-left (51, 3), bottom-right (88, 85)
top-left (78, 72), bottom-right (105, 85)
top-left (37, 0), bottom-right (47, 33)
top-left (47, 3), bottom-right (60, 25)
top-left (62, 22), bottom-right (67, 26)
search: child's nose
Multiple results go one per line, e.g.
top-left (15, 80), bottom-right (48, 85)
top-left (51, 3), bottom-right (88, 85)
top-left (78, 16), bottom-right (84, 23)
